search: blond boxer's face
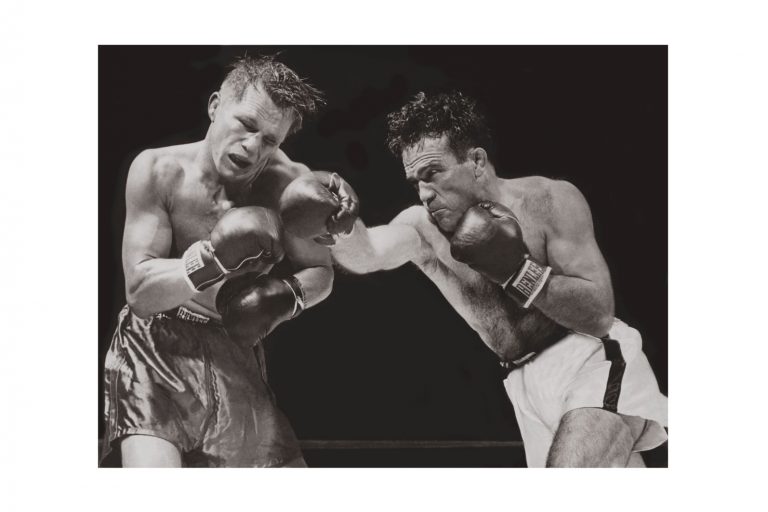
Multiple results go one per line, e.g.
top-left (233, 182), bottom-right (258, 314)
top-left (403, 136), bottom-right (481, 232)
top-left (207, 82), bottom-right (293, 183)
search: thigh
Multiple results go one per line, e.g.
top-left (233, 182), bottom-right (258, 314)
top-left (121, 435), bottom-right (182, 468)
top-left (546, 407), bottom-right (636, 467)
top-left (202, 341), bottom-right (303, 467)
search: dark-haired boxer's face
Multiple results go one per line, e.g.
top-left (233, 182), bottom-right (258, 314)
top-left (403, 136), bottom-right (480, 233)
top-left (207, 82), bottom-right (293, 183)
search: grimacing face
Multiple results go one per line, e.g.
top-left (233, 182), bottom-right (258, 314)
top-left (207, 82), bottom-right (294, 183)
top-left (403, 135), bottom-right (482, 233)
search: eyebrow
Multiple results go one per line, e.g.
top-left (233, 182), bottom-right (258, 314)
top-left (405, 162), bottom-right (441, 185)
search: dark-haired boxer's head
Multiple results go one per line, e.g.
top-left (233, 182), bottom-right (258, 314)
top-left (386, 90), bottom-right (494, 163)
top-left (388, 91), bottom-right (496, 233)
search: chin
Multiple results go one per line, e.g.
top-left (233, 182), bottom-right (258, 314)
top-left (432, 214), bottom-right (458, 235)
top-left (218, 161), bottom-right (248, 182)
top-left (216, 166), bottom-right (237, 182)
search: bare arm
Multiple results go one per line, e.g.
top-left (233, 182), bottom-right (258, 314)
top-left (122, 151), bottom-right (195, 318)
top-left (266, 152), bottom-right (335, 308)
top-left (283, 234), bottom-right (334, 308)
top-left (331, 206), bottom-right (430, 274)
top-left (532, 182), bottom-right (615, 337)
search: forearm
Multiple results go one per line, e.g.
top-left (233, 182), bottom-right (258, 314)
top-left (293, 264), bottom-right (333, 308)
top-left (330, 220), bottom-right (377, 273)
top-left (125, 258), bottom-right (196, 317)
top-left (531, 274), bottom-right (614, 337)
top-left (332, 220), bottom-right (421, 273)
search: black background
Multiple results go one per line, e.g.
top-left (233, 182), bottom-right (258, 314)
top-left (99, 46), bottom-right (667, 467)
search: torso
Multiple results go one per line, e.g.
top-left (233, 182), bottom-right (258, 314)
top-left (410, 177), bottom-right (568, 361)
top-left (150, 142), bottom-right (303, 317)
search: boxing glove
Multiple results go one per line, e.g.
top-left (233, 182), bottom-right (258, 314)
top-left (216, 272), bottom-right (305, 346)
top-left (181, 206), bottom-right (285, 291)
top-left (279, 171), bottom-right (359, 245)
top-left (450, 201), bottom-right (551, 308)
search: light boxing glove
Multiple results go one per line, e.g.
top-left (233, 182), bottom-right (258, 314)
top-left (181, 206), bottom-right (285, 291)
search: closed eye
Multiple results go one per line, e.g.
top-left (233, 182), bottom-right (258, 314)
top-left (239, 118), bottom-right (258, 132)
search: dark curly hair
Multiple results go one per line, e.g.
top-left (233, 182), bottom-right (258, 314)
top-left (222, 55), bottom-right (325, 134)
top-left (386, 91), bottom-right (493, 161)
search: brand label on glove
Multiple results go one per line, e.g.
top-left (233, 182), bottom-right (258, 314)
top-left (184, 243), bottom-right (206, 274)
top-left (506, 258), bottom-right (552, 308)
top-left (182, 240), bottom-right (224, 291)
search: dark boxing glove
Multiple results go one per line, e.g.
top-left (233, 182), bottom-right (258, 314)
top-left (216, 272), bottom-right (306, 346)
top-left (279, 171), bottom-right (360, 245)
top-left (450, 201), bottom-right (551, 308)
top-left (181, 206), bottom-right (285, 291)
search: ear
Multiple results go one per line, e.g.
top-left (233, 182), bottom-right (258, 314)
top-left (208, 91), bottom-right (221, 122)
top-left (469, 147), bottom-right (488, 179)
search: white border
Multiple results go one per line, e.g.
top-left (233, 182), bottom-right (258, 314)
top-left (2, 0), bottom-right (767, 510)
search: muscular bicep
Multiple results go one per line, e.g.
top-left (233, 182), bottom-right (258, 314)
top-left (545, 183), bottom-right (612, 294)
top-left (121, 152), bottom-right (174, 282)
top-left (281, 233), bottom-right (333, 307)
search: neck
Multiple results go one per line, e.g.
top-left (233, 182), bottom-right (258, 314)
top-left (194, 137), bottom-right (220, 187)
top-left (476, 172), bottom-right (504, 204)
top-left (194, 135), bottom-right (253, 202)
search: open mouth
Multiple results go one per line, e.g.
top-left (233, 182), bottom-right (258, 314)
top-left (227, 153), bottom-right (250, 170)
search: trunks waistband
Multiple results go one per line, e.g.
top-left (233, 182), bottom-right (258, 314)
top-left (499, 331), bottom-right (617, 377)
top-left (499, 328), bottom-right (567, 373)
top-left (499, 350), bottom-right (541, 373)
top-left (158, 306), bottom-right (221, 326)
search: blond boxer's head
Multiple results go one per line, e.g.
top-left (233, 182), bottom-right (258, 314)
top-left (206, 55), bottom-right (324, 183)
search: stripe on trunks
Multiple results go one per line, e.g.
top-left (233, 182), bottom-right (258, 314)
top-left (601, 337), bottom-right (626, 413)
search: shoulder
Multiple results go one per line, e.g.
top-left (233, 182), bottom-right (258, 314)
top-left (390, 205), bottom-right (440, 266)
top-left (391, 205), bottom-right (442, 243)
top-left (126, 147), bottom-right (184, 203)
top-left (253, 149), bottom-right (312, 202)
top-left (265, 149), bottom-right (312, 180)
top-left (391, 205), bottom-right (431, 229)
top-left (516, 177), bottom-right (590, 219)
top-left (515, 177), bottom-right (594, 240)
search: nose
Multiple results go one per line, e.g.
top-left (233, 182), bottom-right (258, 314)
top-left (240, 133), bottom-right (264, 156)
top-left (417, 182), bottom-right (436, 205)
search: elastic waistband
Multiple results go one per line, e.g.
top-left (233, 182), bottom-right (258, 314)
top-left (158, 306), bottom-right (221, 326)
top-left (499, 327), bottom-right (566, 375)
top-left (499, 319), bottom-right (628, 378)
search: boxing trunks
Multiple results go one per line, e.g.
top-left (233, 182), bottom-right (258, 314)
top-left (502, 318), bottom-right (668, 467)
top-left (101, 305), bottom-right (304, 467)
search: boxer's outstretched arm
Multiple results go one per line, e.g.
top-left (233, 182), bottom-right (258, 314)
top-left (332, 206), bottom-right (429, 274)
top-left (531, 181), bottom-right (615, 337)
top-left (122, 150), bottom-right (196, 317)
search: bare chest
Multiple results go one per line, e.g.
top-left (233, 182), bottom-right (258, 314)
top-left (416, 213), bottom-right (557, 359)
top-left (167, 179), bottom-right (279, 256)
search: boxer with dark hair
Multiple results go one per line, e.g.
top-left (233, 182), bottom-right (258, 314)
top-left (330, 91), bottom-right (667, 467)
top-left (101, 55), bottom-right (356, 467)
